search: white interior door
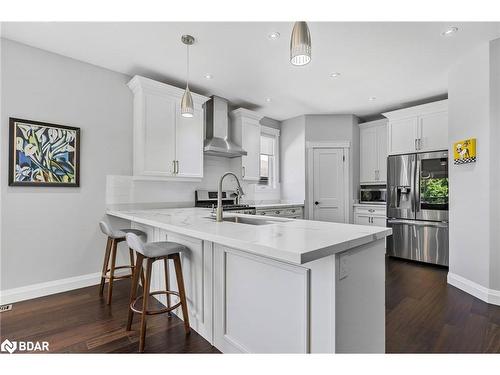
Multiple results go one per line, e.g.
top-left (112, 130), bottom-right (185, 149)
top-left (312, 148), bottom-right (345, 222)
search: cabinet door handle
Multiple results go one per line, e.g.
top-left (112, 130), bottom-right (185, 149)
top-left (418, 138), bottom-right (422, 150)
top-left (415, 138), bottom-right (418, 151)
top-left (176, 160), bottom-right (179, 174)
top-left (242, 166), bottom-right (245, 178)
top-left (275, 210), bottom-right (281, 215)
top-left (172, 160), bottom-right (176, 174)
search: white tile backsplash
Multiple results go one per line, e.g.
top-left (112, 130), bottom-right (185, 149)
top-left (106, 155), bottom-right (281, 206)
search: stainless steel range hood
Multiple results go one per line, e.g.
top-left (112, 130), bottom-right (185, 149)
top-left (203, 96), bottom-right (247, 158)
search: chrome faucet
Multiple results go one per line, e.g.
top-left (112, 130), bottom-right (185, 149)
top-left (216, 172), bottom-right (244, 222)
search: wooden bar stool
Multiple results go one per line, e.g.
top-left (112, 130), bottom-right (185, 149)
top-left (125, 232), bottom-right (190, 353)
top-left (98, 221), bottom-right (146, 305)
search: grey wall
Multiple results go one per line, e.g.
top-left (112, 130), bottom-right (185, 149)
top-left (448, 38), bottom-right (500, 292)
top-left (280, 115), bottom-right (306, 203)
top-left (304, 114), bottom-right (360, 215)
top-left (280, 114), bottom-right (360, 221)
top-left (1, 39), bottom-right (133, 290)
top-left (489, 38), bottom-right (500, 290)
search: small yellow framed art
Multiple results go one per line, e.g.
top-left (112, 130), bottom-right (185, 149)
top-left (453, 138), bottom-right (476, 165)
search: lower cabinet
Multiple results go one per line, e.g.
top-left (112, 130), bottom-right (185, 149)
top-left (130, 222), bottom-right (385, 353)
top-left (131, 225), bottom-right (214, 343)
top-left (353, 205), bottom-right (386, 227)
top-left (255, 205), bottom-right (304, 219)
top-left (213, 244), bottom-right (310, 353)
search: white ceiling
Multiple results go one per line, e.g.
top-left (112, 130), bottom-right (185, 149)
top-left (2, 22), bottom-right (500, 121)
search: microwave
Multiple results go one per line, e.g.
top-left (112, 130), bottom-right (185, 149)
top-left (360, 186), bottom-right (387, 204)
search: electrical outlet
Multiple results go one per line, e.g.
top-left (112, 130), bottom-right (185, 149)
top-left (339, 253), bottom-right (349, 280)
top-left (0, 304), bottom-right (12, 313)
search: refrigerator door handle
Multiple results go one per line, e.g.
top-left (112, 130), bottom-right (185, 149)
top-left (387, 219), bottom-right (448, 228)
top-left (410, 155), bottom-right (416, 214)
top-left (415, 155), bottom-right (421, 213)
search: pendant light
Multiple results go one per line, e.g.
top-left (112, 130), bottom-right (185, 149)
top-left (290, 22), bottom-right (311, 66)
top-left (181, 34), bottom-right (195, 118)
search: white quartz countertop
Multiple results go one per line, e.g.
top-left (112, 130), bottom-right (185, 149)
top-left (106, 208), bottom-right (391, 265)
top-left (253, 202), bottom-right (304, 209)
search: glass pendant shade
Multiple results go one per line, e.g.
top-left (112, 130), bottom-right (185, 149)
top-left (181, 86), bottom-right (194, 118)
top-left (290, 21), bottom-right (311, 66)
top-left (181, 34), bottom-right (195, 118)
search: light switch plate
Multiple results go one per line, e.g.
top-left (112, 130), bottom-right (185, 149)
top-left (0, 304), bottom-right (12, 313)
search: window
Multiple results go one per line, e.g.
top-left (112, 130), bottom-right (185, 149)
top-left (258, 127), bottom-right (280, 189)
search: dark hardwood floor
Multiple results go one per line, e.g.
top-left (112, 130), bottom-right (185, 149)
top-left (386, 257), bottom-right (500, 353)
top-left (0, 279), bottom-right (219, 353)
top-left (2, 257), bottom-right (500, 353)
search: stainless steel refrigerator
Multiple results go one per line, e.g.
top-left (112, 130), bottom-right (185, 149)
top-left (386, 150), bottom-right (449, 266)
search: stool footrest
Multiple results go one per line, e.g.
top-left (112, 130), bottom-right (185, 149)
top-left (130, 291), bottom-right (182, 315)
top-left (104, 265), bottom-right (134, 280)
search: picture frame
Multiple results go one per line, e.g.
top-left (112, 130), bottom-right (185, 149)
top-left (453, 138), bottom-right (476, 165)
top-left (8, 117), bottom-right (80, 187)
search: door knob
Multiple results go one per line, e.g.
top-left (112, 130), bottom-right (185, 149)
top-left (314, 201), bottom-right (319, 205)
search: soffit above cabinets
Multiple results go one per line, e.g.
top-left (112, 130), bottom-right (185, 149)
top-left (3, 22), bottom-right (500, 120)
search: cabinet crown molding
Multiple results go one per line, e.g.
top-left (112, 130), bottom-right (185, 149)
top-left (230, 108), bottom-right (264, 121)
top-left (127, 75), bottom-right (209, 104)
top-left (359, 119), bottom-right (388, 128)
top-left (382, 99), bottom-right (448, 120)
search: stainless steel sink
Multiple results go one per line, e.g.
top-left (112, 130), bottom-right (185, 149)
top-left (206, 216), bottom-right (277, 225)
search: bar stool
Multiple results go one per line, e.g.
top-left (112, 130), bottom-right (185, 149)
top-left (125, 232), bottom-right (190, 353)
top-left (98, 221), bottom-right (146, 305)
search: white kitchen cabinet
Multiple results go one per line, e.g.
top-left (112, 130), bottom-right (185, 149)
top-left (230, 108), bottom-right (263, 182)
top-left (384, 99), bottom-right (448, 155)
top-left (360, 119), bottom-right (388, 184)
top-left (256, 205), bottom-right (303, 219)
top-left (213, 244), bottom-right (309, 353)
top-left (354, 205), bottom-right (386, 227)
top-left (419, 111), bottom-right (448, 152)
top-left (158, 230), bottom-right (213, 343)
top-left (128, 75), bottom-right (209, 180)
top-left (175, 105), bottom-right (204, 178)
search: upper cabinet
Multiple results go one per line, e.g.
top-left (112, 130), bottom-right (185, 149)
top-left (360, 119), bottom-right (388, 184)
top-left (128, 75), bottom-right (209, 180)
top-left (383, 99), bottom-right (448, 155)
top-left (230, 108), bottom-right (264, 182)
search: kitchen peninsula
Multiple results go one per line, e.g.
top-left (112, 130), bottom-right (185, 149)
top-left (107, 207), bottom-right (391, 353)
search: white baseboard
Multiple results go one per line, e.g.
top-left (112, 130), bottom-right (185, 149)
top-left (0, 272), bottom-right (102, 305)
top-left (447, 272), bottom-right (500, 306)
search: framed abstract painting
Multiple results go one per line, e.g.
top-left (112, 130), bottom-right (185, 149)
top-left (9, 118), bottom-right (80, 187)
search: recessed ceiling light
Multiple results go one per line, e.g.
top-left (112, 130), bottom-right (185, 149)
top-left (265, 97), bottom-right (272, 103)
top-left (368, 96), bottom-right (377, 101)
top-left (441, 27), bottom-right (458, 36)
top-left (330, 72), bottom-right (341, 78)
top-left (205, 73), bottom-right (213, 79)
top-left (268, 32), bottom-right (280, 40)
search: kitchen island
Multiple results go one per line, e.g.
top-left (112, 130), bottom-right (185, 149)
top-left (106, 207), bottom-right (391, 353)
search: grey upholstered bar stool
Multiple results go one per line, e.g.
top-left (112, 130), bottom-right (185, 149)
top-left (99, 221), bottom-right (146, 305)
top-left (125, 232), bottom-right (190, 353)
